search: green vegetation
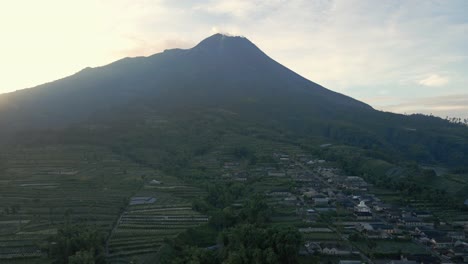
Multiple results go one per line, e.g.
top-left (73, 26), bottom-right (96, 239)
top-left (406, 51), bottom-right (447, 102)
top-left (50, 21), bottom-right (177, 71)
top-left (1, 119), bottom-right (466, 263)
top-left (160, 194), bottom-right (302, 264)
top-left (319, 145), bottom-right (468, 208)
top-left (49, 223), bottom-right (106, 264)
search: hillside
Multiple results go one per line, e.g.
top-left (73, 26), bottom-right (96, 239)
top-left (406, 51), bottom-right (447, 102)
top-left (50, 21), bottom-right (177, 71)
top-left (0, 34), bottom-right (466, 167)
top-left (0, 34), bottom-right (369, 131)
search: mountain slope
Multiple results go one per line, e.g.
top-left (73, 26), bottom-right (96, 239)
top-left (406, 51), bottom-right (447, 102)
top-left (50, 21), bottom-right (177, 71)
top-left (0, 34), bottom-right (369, 131)
top-left (0, 34), bottom-right (467, 167)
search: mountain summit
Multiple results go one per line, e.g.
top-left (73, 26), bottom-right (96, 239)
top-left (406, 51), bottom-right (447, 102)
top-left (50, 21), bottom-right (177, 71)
top-left (193, 33), bottom-right (251, 50)
top-left (192, 33), bottom-right (264, 57)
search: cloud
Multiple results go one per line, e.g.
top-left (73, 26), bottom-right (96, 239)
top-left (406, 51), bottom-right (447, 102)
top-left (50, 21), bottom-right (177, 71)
top-left (418, 74), bottom-right (449, 87)
top-left (379, 94), bottom-right (468, 119)
top-left (194, 0), bottom-right (257, 18)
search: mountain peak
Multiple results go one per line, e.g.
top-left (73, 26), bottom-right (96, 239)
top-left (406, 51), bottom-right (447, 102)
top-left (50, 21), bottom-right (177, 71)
top-left (193, 33), bottom-right (255, 52)
top-left (200, 33), bottom-right (246, 42)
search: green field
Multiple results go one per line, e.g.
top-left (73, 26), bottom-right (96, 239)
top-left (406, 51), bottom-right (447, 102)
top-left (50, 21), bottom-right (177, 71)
top-left (0, 145), bottom-right (207, 263)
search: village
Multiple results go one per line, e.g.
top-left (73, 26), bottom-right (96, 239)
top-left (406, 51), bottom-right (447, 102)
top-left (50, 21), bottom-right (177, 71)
top-left (1, 145), bottom-right (467, 264)
top-left (220, 151), bottom-right (468, 264)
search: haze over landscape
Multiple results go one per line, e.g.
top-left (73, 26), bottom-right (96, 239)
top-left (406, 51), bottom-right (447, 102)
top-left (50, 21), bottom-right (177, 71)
top-left (0, 1), bottom-right (468, 264)
top-left (1, 0), bottom-right (467, 118)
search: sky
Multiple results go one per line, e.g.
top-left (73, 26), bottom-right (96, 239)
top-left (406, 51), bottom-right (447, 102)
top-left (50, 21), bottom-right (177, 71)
top-left (0, 0), bottom-right (467, 118)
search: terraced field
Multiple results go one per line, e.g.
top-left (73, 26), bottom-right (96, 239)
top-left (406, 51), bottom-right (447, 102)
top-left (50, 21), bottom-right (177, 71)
top-left (373, 187), bottom-right (468, 224)
top-left (0, 146), bottom-right (148, 263)
top-left (107, 182), bottom-right (207, 263)
top-left (0, 144), bottom-right (212, 263)
top-left (0, 141), bottom-right (304, 263)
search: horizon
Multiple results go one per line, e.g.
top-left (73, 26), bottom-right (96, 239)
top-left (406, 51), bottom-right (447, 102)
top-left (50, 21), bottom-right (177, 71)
top-left (1, 0), bottom-right (467, 119)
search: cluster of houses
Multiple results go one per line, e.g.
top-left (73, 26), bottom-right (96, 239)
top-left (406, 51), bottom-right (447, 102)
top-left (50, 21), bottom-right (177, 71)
top-left (216, 151), bottom-right (468, 263)
top-left (306, 162), bottom-right (468, 263)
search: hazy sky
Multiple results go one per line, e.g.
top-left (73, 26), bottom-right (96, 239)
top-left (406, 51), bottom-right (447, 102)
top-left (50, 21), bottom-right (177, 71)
top-left (1, 0), bottom-right (467, 118)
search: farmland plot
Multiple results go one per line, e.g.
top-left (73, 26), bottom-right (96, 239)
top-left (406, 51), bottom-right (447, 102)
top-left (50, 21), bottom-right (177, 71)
top-left (0, 146), bottom-right (148, 263)
top-left (107, 184), bottom-right (207, 264)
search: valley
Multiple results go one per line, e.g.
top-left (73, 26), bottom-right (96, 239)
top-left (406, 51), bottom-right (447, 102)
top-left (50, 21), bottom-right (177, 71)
top-left (1, 140), bottom-right (467, 263)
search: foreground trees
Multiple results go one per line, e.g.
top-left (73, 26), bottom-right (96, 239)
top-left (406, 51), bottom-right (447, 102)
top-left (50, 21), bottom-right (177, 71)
top-left (169, 224), bottom-right (302, 264)
top-left (219, 224), bottom-right (301, 264)
top-left (48, 223), bottom-right (106, 264)
top-left (167, 194), bottom-right (302, 264)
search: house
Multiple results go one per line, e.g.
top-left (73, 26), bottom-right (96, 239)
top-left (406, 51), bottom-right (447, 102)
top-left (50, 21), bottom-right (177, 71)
top-left (401, 210), bottom-right (414, 218)
top-left (373, 202), bottom-right (390, 212)
top-left (343, 176), bottom-right (369, 191)
top-left (354, 201), bottom-right (371, 213)
top-left (149, 179), bottom-right (162, 185)
top-left (447, 231), bottom-right (465, 240)
top-left (423, 230), bottom-right (456, 249)
top-left (313, 197), bottom-right (330, 206)
top-left (360, 194), bottom-right (378, 202)
top-left (336, 197), bottom-right (355, 210)
top-left (354, 211), bottom-right (373, 220)
top-left (307, 159), bottom-right (326, 165)
top-left (370, 223), bottom-right (395, 234)
top-left (304, 242), bottom-right (321, 254)
top-left (357, 223), bottom-right (373, 232)
top-left (412, 210), bottom-right (432, 218)
top-left (321, 242), bottom-right (356, 255)
top-left (453, 242), bottom-right (468, 259)
top-left (303, 188), bottom-right (318, 198)
top-left (324, 188), bottom-right (335, 198)
top-left (223, 162), bottom-right (240, 169)
top-left (386, 209), bottom-right (402, 220)
top-left (268, 189), bottom-right (291, 196)
top-left (387, 261), bottom-right (418, 264)
top-left (295, 178), bottom-right (314, 183)
top-left (400, 217), bottom-right (424, 227)
top-left (407, 254), bottom-right (440, 263)
top-left (368, 229), bottom-right (390, 239)
top-left (129, 196), bottom-right (156, 205)
top-left (432, 236), bottom-right (456, 249)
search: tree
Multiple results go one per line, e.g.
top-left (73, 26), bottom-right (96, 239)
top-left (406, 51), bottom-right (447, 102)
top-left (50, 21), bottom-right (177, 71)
top-left (173, 246), bottom-right (218, 264)
top-left (239, 195), bottom-right (272, 224)
top-left (219, 224), bottom-right (301, 264)
top-left (68, 250), bottom-right (95, 264)
top-left (49, 223), bottom-right (106, 264)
